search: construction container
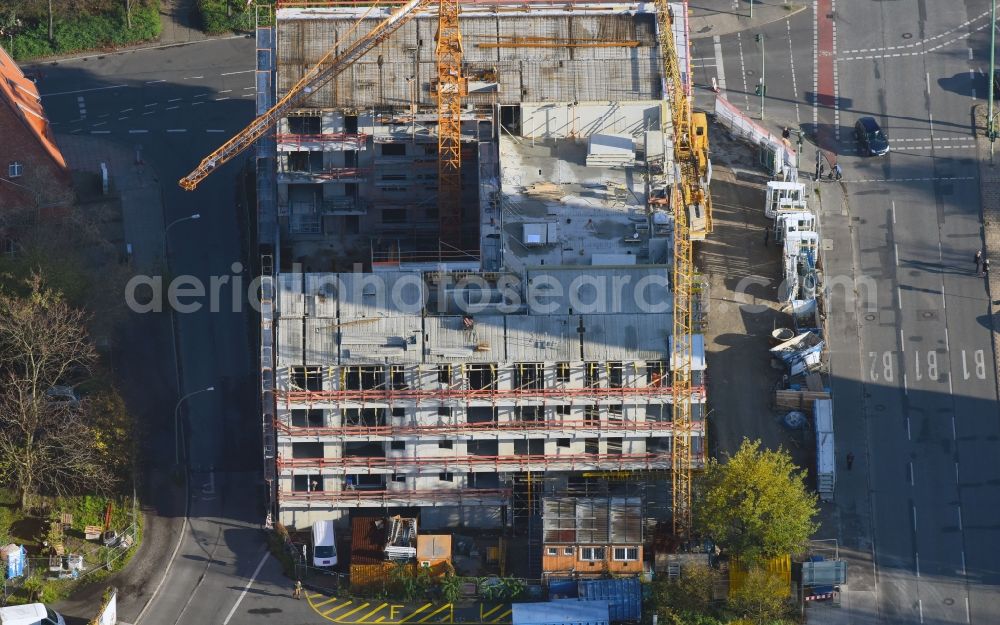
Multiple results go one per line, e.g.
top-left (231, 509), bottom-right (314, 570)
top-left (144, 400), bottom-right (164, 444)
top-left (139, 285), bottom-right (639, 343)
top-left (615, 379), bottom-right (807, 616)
top-left (814, 399), bottom-right (835, 501)
top-left (512, 600), bottom-right (609, 625)
top-left (577, 577), bottom-right (641, 622)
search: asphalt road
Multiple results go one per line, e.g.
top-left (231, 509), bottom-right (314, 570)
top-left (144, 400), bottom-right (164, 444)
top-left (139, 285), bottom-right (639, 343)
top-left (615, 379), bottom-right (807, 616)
top-left (30, 38), bottom-right (298, 625)
top-left (696, 1), bottom-right (1000, 623)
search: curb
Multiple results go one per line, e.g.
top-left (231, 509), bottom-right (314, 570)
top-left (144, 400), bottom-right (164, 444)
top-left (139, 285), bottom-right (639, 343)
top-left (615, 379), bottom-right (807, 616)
top-left (23, 33), bottom-right (250, 67)
top-left (689, 4), bottom-right (809, 40)
top-left (973, 104), bottom-right (1000, 401)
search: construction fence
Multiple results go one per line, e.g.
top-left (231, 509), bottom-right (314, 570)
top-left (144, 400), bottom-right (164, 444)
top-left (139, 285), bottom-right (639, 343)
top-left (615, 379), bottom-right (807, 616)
top-left (714, 95), bottom-right (797, 180)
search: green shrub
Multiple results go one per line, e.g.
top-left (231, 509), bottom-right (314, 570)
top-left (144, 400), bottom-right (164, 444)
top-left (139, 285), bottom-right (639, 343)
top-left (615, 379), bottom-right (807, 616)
top-left (196, 0), bottom-right (252, 34)
top-left (7, 1), bottom-right (161, 61)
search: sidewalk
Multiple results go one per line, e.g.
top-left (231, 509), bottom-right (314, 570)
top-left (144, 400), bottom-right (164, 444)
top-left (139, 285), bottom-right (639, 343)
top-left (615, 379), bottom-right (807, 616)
top-left (52, 134), bottom-right (185, 625)
top-left (688, 0), bottom-right (808, 40)
top-left (974, 106), bottom-right (1000, 378)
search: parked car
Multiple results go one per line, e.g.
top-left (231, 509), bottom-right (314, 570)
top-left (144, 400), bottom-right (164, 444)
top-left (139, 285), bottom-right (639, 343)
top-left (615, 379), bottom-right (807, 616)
top-left (855, 117), bottom-right (890, 156)
top-left (0, 603), bottom-right (65, 625)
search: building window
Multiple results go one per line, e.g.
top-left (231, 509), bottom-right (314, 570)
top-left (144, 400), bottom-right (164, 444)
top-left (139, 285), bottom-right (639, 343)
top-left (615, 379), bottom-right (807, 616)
top-left (613, 547), bottom-right (639, 561)
top-left (381, 143), bottom-right (407, 156)
top-left (584, 362), bottom-right (600, 387)
top-left (564, 547), bottom-right (574, 556)
top-left (291, 409), bottom-right (324, 427)
top-left (646, 360), bottom-right (667, 387)
top-left (514, 363), bottom-right (544, 390)
top-left (391, 407), bottom-right (406, 419)
top-left (290, 366), bottom-right (323, 391)
top-left (391, 440), bottom-right (405, 451)
top-left (556, 404), bottom-right (571, 416)
top-left (392, 474), bottom-right (406, 483)
top-left (466, 363), bottom-right (497, 390)
top-left (382, 208), bottom-right (407, 224)
top-left (438, 439), bottom-right (453, 449)
top-left (556, 362), bottom-right (570, 382)
top-left (557, 438), bottom-right (571, 448)
top-left (546, 547), bottom-right (557, 556)
top-left (580, 547), bottom-right (605, 561)
top-left (437, 364), bottom-right (452, 384)
top-left (439, 472), bottom-right (454, 482)
top-left (438, 407), bottom-right (452, 417)
top-left (390, 365), bottom-right (408, 390)
top-left (608, 362), bottom-right (624, 388)
top-left (287, 116), bottom-right (321, 134)
top-left (8, 162), bottom-right (22, 178)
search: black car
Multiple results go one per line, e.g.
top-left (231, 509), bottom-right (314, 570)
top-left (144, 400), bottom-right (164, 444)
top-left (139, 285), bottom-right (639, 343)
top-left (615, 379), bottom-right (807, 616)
top-left (855, 117), bottom-right (889, 156)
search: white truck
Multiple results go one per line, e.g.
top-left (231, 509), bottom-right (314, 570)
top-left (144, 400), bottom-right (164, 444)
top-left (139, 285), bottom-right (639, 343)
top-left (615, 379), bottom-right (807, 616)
top-left (312, 520), bottom-right (338, 567)
top-left (0, 604), bottom-right (65, 625)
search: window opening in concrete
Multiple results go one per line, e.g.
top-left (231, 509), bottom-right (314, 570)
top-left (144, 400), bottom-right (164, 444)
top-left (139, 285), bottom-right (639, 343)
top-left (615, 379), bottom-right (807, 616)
top-left (344, 115), bottom-right (358, 133)
top-left (516, 406), bottom-right (543, 422)
top-left (290, 366), bottom-right (323, 391)
top-left (646, 360), bottom-right (667, 387)
top-left (585, 438), bottom-right (599, 454)
top-left (556, 362), bottom-right (570, 382)
top-left (288, 116), bottom-right (321, 134)
top-left (437, 364), bottom-right (452, 384)
top-left (439, 472), bottom-right (454, 482)
top-left (608, 362), bottom-right (624, 388)
top-left (391, 440), bottom-right (406, 451)
top-left (467, 407), bottom-right (497, 424)
top-left (514, 363), bottom-right (544, 390)
top-left (291, 409), bottom-right (324, 427)
top-left (345, 441), bottom-right (385, 458)
top-left (291, 442), bottom-right (323, 459)
top-left (557, 438), bottom-right (571, 448)
top-left (381, 143), bottom-right (406, 156)
top-left (584, 405), bottom-right (600, 425)
top-left (607, 438), bottom-right (623, 455)
top-left (584, 362), bottom-right (600, 388)
top-left (390, 365), bottom-right (408, 390)
top-left (344, 366), bottom-right (386, 390)
top-left (466, 363), bottom-right (497, 390)
top-left (438, 439), bottom-right (453, 449)
top-left (343, 408), bottom-right (386, 427)
top-left (392, 474), bottom-right (406, 483)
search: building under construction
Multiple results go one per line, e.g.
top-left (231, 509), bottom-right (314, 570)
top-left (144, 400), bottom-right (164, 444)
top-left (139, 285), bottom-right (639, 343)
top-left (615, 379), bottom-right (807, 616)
top-left (254, 0), bottom-right (711, 536)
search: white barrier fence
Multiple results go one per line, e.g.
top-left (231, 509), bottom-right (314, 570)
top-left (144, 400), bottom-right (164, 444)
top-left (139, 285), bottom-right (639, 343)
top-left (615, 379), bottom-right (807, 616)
top-left (714, 95), bottom-right (797, 180)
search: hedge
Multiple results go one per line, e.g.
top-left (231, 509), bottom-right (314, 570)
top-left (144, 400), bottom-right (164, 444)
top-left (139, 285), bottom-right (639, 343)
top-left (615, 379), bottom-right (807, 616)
top-left (197, 0), bottom-right (253, 34)
top-left (7, 1), bottom-right (161, 61)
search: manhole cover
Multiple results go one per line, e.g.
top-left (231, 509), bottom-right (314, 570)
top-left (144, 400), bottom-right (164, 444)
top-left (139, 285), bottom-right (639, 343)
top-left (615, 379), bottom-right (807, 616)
top-left (921, 311), bottom-right (934, 318)
top-left (865, 314), bottom-right (876, 321)
top-left (943, 598), bottom-right (954, 606)
top-left (902, 32), bottom-right (913, 39)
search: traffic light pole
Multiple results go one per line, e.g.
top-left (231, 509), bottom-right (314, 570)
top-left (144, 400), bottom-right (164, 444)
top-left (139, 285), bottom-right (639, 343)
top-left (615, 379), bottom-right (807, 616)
top-left (757, 33), bottom-right (766, 119)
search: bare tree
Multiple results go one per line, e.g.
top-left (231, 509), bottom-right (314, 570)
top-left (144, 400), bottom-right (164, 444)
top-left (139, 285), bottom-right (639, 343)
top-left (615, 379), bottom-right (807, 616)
top-left (0, 279), bottom-right (112, 507)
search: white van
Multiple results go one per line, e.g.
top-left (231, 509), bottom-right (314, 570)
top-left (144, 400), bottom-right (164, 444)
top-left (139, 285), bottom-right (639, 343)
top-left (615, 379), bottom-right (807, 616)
top-left (0, 603), bottom-right (65, 625)
top-left (312, 520), bottom-right (338, 567)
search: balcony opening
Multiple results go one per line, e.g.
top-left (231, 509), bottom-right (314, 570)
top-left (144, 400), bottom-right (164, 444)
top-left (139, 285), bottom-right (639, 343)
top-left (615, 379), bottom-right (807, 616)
top-left (344, 115), bottom-right (358, 134)
top-left (437, 407), bottom-right (452, 418)
top-left (468, 440), bottom-right (497, 456)
top-left (344, 365), bottom-right (386, 390)
top-left (381, 143), bottom-right (407, 156)
top-left (344, 149), bottom-right (358, 168)
top-left (514, 439), bottom-right (544, 455)
top-left (342, 408), bottom-right (386, 427)
top-left (646, 360), bottom-right (667, 387)
top-left (466, 363), bottom-right (497, 390)
top-left (584, 362), bottom-right (600, 388)
top-left (555, 362), bottom-right (570, 382)
top-left (515, 406), bottom-right (543, 422)
top-left (291, 409), bottom-right (324, 427)
top-left (287, 151), bottom-right (323, 173)
top-left (390, 365), bottom-right (408, 390)
top-left (438, 439), bottom-right (453, 449)
top-left (437, 364), bottom-right (453, 384)
top-left (585, 438), bottom-right (599, 454)
top-left (346, 474), bottom-right (385, 490)
top-left (608, 362), bottom-right (624, 388)
top-left (439, 472), bottom-right (454, 482)
top-left (514, 363), bottom-right (544, 390)
top-left (607, 438), bottom-right (623, 455)
top-left (467, 407), bottom-right (497, 424)
top-left (391, 440), bottom-right (406, 451)
top-left (391, 407), bottom-right (407, 419)
top-left (290, 366), bottom-right (323, 391)
top-left (344, 441), bottom-right (385, 458)
top-left (288, 115), bottom-right (321, 134)
top-left (584, 405), bottom-right (600, 425)
top-left (293, 475), bottom-right (323, 492)
top-left (555, 405), bottom-right (571, 417)
top-left (291, 442), bottom-right (323, 459)
top-left (608, 404), bottom-right (624, 423)
top-left (557, 438), bottom-right (571, 448)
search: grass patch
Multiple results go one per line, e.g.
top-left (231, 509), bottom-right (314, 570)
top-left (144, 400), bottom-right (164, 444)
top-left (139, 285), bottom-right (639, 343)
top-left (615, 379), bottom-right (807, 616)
top-left (196, 0), bottom-right (254, 34)
top-left (6, 1), bottom-right (161, 61)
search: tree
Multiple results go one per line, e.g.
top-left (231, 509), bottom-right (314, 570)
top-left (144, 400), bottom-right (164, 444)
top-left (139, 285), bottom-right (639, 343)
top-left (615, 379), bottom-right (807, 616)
top-left (726, 567), bottom-right (791, 625)
top-left (650, 563), bottom-right (721, 624)
top-left (696, 439), bottom-right (818, 563)
top-left (0, 279), bottom-right (113, 507)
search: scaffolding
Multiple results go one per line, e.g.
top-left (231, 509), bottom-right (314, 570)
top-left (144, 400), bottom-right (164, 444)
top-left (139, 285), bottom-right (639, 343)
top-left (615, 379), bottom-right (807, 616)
top-left (277, 452), bottom-right (685, 473)
top-left (275, 419), bottom-right (704, 437)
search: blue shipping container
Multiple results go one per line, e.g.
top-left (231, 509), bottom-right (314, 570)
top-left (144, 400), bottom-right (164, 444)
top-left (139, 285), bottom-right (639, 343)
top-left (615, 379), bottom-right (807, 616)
top-left (512, 600), bottom-right (609, 625)
top-left (577, 578), bottom-right (642, 622)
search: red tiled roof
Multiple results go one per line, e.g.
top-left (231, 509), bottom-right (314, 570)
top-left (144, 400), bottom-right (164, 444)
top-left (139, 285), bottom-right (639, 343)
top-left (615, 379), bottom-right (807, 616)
top-left (0, 45), bottom-right (67, 170)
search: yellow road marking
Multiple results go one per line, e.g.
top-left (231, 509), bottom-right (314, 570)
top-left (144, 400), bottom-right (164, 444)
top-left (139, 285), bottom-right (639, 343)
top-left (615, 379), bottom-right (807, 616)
top-left (357, 603), bottom-right (388, 622)
top-left (313, 596), bottom-right (339, 609)
top-left (375, 618), bottom-right (386, 623)
top-left (480, 605), bottom-right (503, 620)
top-left (308, 593), bottom-right (324, 600)
top-left (401, 603), bottom-right (433, 622)
top-left (416, 604), bottom-right (452, 624)
top-left (336, 602), bottom-right (372, 622)
top-left (324, 600), bottom-right (351, 616)
top-left (491, 609), bottom-right (512, 623)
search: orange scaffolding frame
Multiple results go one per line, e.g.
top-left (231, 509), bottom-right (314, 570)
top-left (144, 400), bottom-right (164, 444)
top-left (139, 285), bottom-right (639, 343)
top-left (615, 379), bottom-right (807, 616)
top-left (281, 487), bottom-right (511, 503)
top-left (276, 452), bottom-right (699, 472)
top-left (276, 133), bottom-right (369, 149)
top-left (275, 419), bottom-right (706, 437)
top-left (278, 384), bottom-right (706, 405)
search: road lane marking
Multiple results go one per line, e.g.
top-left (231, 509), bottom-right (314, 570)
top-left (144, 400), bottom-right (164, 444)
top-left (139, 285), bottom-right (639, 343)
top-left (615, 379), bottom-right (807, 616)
top-left (118, 116), bottom-right (128, 120)
top-left (192, 102), bottom-right (205, 106)
top-left (313, 596), bottom-right (338, 609)
top-left (416, 605), bottom-right (451, 624)
top-left (846, 176), bottom-right (976, 183)
top-left (951, 416), bottom-right (957, 439)
top-left (958, 505), bottom-right (963, 530)
top-left (402, 604), bottom-right (432, 621)
top-left (903, 373), bottom-right (908, 396)
top-left (491, 610), bottom-right (513, 624)
top-left (222, 550), bottom-right (269, 625)
top-left (144, 102), bottom-right (158, 107)
top-left (98, 113), bottom-right (109, 118)
top-left (220, 89), bottom-right (233, 93)
top-left (481, 606), bottom-right (503, 620)
top-left (243, 85), bottom-right (257, 90)
top-left (145, 79), bottom-right (166, 84)
top-left (736, 32), bottom-right (749, 112)
top-left (786, 20), bottom-right (800, 124)
top-left (166, 106), bottom-right (180, 110)
top-left (167, 129), bottom-right (187, 133)
top-left (142, 111), bottom-right (155, 115)
top-left (969, 48), bottom-right (975, 60)
top-left (894, 243), bottom-right (899, 266)
top-left (120, 108), bottom-right (133, 113)
top-left (336, 602), bottom-right (371, 621)
top-left (357, 603), bottom-right (388, 621)
top-left (919, 598), bottom-right (924, 623)
top-left (184, 75), bottom-right (205, 80)
top-left (169, 98), bottom-right (182, 102)
top-left (906, 416), bottom-right (911, 440)
top-left (90, 130), bottom-right (110, 134)
top-left (966, 597), bottom-right (971, 623)
top-left (325, 601), bottom-right (352, 616)
top-left (915, 552), bottom-right (920, 577)
top-left (912, 505), bottom-right (917, 532)
top-left (91, 121), bottom-right (106, 127)
top-left (194, 93), bottom-right (209, 98)
top-left (221, 69), bottom-right (254, 75)
top-left (215, 97), bottom-right (230, 101)
top-left (909, 462), bottom-right (914, 486)
top-left (128, 129), bottom-right (148, 134)
top-left (42, 84), bottom-right (127, 97)
top-left (956, 462), bottom-right (960, 483)
top-left (207, 129), bottom-right (226, 133)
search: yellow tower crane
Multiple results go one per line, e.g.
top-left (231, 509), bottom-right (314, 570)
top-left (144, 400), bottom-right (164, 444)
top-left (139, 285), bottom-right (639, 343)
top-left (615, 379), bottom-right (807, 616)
top-left (656, 0), bottom-right (712, 539)
top-left (435, 0), bottom-right (466, 249)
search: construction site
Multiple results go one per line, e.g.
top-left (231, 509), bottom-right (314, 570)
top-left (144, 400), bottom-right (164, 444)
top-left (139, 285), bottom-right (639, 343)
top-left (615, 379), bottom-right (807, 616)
top-left (180, 0), bottom-right (714, 582)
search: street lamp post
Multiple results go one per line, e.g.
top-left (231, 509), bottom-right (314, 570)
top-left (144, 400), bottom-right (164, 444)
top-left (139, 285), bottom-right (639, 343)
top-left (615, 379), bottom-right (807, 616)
top-left (756, 33), bottom-right (766, 119)
top-left (163, 213), bottom-right (201, 260)
top-left (175, 386), bottom-right (215, 466)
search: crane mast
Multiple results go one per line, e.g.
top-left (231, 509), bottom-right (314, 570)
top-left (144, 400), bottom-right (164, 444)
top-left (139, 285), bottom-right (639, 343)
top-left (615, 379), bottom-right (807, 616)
top-left (435, 0), bottom-right (465, 249)
top-left (657, 0), bottom-right (710, 539)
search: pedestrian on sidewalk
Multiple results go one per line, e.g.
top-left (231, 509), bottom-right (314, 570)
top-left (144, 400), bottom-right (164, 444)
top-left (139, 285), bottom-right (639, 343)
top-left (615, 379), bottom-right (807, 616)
top-left (846, 452), bottom-right (855, 471)
top-left (293, 579), bottom-right (303, 599)
top-left (833, 163), bottom-right (843, 180)
top-left (984, 258), bottom-right (991, 279)
top-left (975, 249), bottom-right (983, 274)
top-left (818, 162), bottom-right (825, 181)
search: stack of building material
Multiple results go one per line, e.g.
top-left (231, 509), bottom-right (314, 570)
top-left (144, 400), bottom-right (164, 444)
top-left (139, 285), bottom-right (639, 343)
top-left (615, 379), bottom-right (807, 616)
top-left (586, 134), bottom-right (635, 168)
top-left (814, 399), bottom-right (835, 501)
top-left (770, 331), bottom-right (824, 376)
